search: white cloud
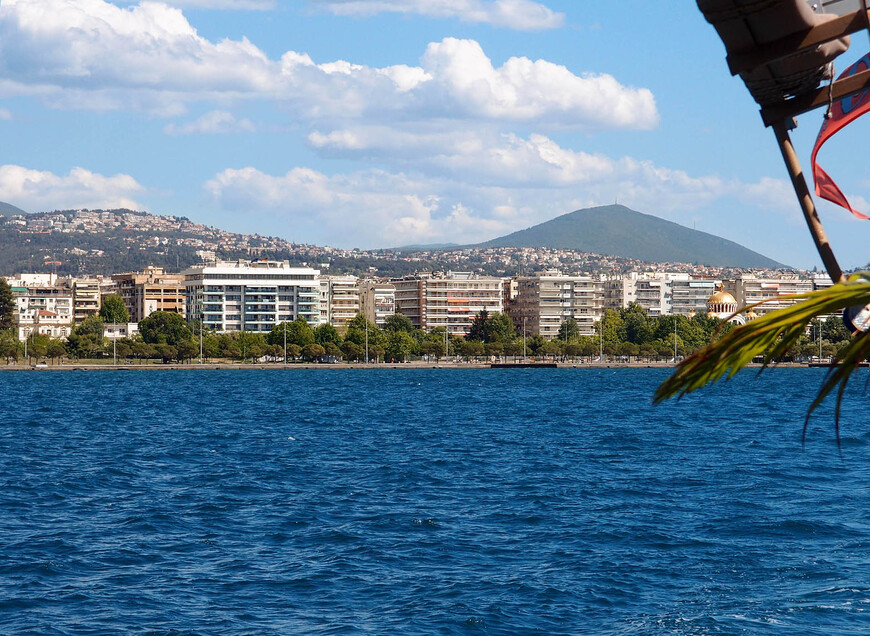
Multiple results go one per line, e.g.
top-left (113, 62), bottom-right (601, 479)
top-left (0, 1), bottom-right (656, 130)
top-left (116, 0), bottom-right (276, 9)
top-left (203, 139), bottom-right (769, 250)
top-left (164, 110), bottom-right (255, 135)
top-left (307, 0), bottom-right (564, 30)
top-left (0, 165), bottom-right (144, 212)
top-left (0, 108), bottom-right (10, 120)
top-left (420, 38), bottom-right (657, 128)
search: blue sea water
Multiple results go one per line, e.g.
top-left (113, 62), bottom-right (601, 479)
top-left (1, 367), bottom-right (869, 635)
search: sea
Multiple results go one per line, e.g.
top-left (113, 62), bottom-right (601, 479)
top-left (1, 367), bottom-right (869, 635)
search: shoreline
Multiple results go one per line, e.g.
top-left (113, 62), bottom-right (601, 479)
top-left (0, 361), bottom-right (806, 371)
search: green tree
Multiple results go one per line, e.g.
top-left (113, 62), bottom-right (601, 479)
top-left (154, 343), bottom-right (177, 363)
top-left (0, 330), bottom-right (22, 364)
top-left (25, 333), bottom-right (50, 362)
top-left (131, 340), bottom-right (155, 363)
top-left (369, 344), bottom-right (385, 363)
top-left (99, 294), bottom-right (130, 324)
top-left (314, 323), bottom-right (342, 346)
top-left (504, 339), bottom-right (523, 359)
top-left (557, 318), bottom-right (580, 343)
top-left (485, 341), bottom-right (504, 358)
top-left (420, 340), bottom-right (442, 360)
top-left (621, 303), bottom-right (654, 344)
top-left (345, 314), bottom-right (383, 349)
top-left (176, 340), bottom-right (198, 363)
top-left (485, 312), bottom-right (515, 343)
top-left (385, 331), bottom-right (416, 362)
top-left (46, 339), bottom-right (67, 364)
top-left (264, 344), bottom-right (284, 360)
top-left (341, 340), bottom-right (363, 361)
top-left (384, 312), bottom-right (415, 333)
top-left (0, 278), bottom-right (14, 331)
top-left (459, 339), bottom-right (484, 360)
top-left (284, 318), bottom-right (315, 348)
top-left (467, 310), bottom-right (489, 342)
top-left (302, 343), bottom-right (325, 362)
top-left (528, 334), bottom-right (546, 355)
top-left (539, 339), bottom-right (562, 358)
top-left (115, 339), bottom-right (132, 362)
top-left (236, 331), bottom-right (266, 362)
top-left (138, 311), bottom-right (192, 346)
top-left (822, 314), bottom-right (851, 343)
top-left (66, 315), bottom-right (106, 359)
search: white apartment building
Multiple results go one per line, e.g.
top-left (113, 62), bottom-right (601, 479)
top-left (10, 282), bottom-right (74, 340)
top-left (72, 278), bottom-right (101, 324)
top-left (183, 260), bottom-right (320, 333)
top-left (508, 271), bottom-right (602, 338)
top-left (358, 280), bottom-right (396, 328)
top-left (731, 274), bottom-right (814, 316)
top-left (602, 272), bottom-right (723, 317)
top-left (391, 272), bottom-right (504, 335)
top-left (671, 277), bottom-right (721, 316)
top-left (319, 275), bottom-right (361, 331)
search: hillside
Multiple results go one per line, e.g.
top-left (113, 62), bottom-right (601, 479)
top-left (0, 201), bottom-right (28, 216)
top-left (477, 204), bottom-right (786, 269)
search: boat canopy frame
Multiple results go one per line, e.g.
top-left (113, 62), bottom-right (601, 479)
top-left (698, 0), bottom-right (870, 283)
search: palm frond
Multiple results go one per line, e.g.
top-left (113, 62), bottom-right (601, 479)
top-left (655, 273), bottom-right (870, 435)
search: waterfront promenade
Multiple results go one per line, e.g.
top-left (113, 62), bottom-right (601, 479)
top-left (0, 360), bottom-right (799, 371)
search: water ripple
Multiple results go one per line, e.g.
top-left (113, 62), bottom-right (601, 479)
top-left (1, 368), bottom-right (868, 634)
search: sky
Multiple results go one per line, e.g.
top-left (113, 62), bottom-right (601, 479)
top-left (0, 0), bottom-right (869, 270)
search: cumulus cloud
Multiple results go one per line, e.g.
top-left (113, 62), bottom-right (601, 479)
top-left (0, 0), bottom-right (656, 130)
top-left (117, 0), bottom-right (276, 8)
top-left (0, 108), bottom-right (10, 120)
top-left (0, 165), bottom-right (144, 212)
top-left (203, 135), bottom-right (771, 250)
top-left (164, 110), bottom-right (256, 135)
top-left (306, 0), bottom-right (565, 30)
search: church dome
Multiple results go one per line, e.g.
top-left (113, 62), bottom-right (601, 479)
top-left (706, 286), bottom-right (743, 324)
top-left (708, 290), bottom-right (737, 307)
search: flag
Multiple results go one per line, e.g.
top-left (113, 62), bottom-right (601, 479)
top-left (811, 51), bottom-right (870, 220)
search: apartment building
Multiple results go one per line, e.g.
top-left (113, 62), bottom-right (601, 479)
top-left (10, 282), bottom-right (74, 340)
top-left (508, 271), bottom-right (602, 338)
top-left (391, 272), bottom-right (503, 335)
top-left (601, 272), bottom-right (724, 317)
top-left (671, 276), bottom-right (721, 316)
top-left (112, 266), bottom-right (186, 322)
top-left (319, 275), bottom-right (361, 331)
top-left (358, 280), bottom-right (396, 328)
top-left (731, 274), bottom-right (814, 316)
top-left (72, 278), bottom-right (101, 324)
top-left (182, 259), bottom-right (320, 333)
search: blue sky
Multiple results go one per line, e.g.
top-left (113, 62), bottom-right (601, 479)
top-left (0, 0), bottom-right (868, 270)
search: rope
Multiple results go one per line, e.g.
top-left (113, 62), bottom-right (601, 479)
top-left (825, 62), bottom-right (834, 119)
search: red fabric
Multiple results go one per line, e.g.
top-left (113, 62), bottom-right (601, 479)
top-left (811, 52), bottom-right (870, 220)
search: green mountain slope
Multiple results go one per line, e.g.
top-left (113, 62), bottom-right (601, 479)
top-left (477, 204), bottom-right (786, 268)
top-left (0, 201), bottom-right (28, 216)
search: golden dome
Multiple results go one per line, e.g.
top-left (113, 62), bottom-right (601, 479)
top-left (708, 290), bottom-right (738, 306)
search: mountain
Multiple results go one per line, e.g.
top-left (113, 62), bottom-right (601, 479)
top-left (476, 204), bottom-right (786, 269)
top-left (0, 201), bottom-right (28, 216)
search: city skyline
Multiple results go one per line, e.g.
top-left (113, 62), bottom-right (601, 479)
top-left (1, 1), bottom-right (869, 269)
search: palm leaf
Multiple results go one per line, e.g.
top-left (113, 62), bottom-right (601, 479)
top-left (655, 272), bottom-right (870, 438)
